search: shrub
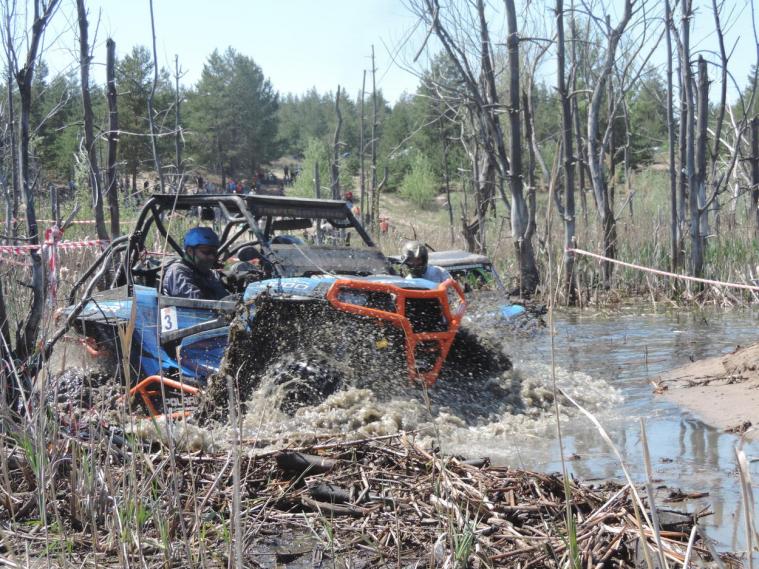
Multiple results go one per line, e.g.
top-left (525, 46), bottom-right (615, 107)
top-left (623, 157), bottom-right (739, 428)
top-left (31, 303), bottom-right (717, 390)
top-left (291, 138), bottom-right (331, 198)
top-left (399, 153), bottom-right (438, 208)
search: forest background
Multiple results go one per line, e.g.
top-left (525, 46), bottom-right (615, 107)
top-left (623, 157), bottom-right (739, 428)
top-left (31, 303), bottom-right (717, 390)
top-left (2, 0), bottom-right (759, 363)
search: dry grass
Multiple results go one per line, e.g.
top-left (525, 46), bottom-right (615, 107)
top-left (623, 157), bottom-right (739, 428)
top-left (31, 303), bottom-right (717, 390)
top-left (0, 424), bottom-right (739, 568)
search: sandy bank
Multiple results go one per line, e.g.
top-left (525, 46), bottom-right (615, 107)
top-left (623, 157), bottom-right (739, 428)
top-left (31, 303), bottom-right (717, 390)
top-left (656, 342), bottom-right (759, 439)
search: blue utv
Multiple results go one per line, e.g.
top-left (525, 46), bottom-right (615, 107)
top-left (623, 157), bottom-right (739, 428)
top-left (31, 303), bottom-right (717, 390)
top-left (53, 194), bottom-right (508, 418)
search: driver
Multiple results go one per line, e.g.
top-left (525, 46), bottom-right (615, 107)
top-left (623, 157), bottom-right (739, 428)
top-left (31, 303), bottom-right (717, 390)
top-left (162, 227), bottom-right (229, 300)
top-left (401, 241), bottom-right (452, 284)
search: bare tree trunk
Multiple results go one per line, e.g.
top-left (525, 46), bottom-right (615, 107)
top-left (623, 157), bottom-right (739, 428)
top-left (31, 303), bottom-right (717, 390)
top-left (373, 167), bottom-right (387, 239)
top-left (4, 13), bottom-right (18, 237)
top-left (106, 38), bottom-right (119, 237)
top-left (174, 54), bottom-right (183, 191)
top-left (587, 0), bottom-right (632, 288)
top-left (691, 55), bottom-right (708, 278)
top-left (683, 0), bottom-right (698, 278)
top-left (570, 2), bottom-right (587, 226)
top-left (752, 117), bottom-right (759, 234)
top-left (475, 150), bottom-right (493, 253)
top-left (314, 160), bottom-right (320, 199)
top-left (314, 160), bottom-right (322, 243)
top-left (557, 0), bottom-right (577, 304)
top-left (77, 0), bottom-right (108, 241)
top-left (522, 89), bottom-right (537, 283)
top-left (359, 71), bottom-right (366, 222)
top-left (707, 0), bottom-right (729, 238)
top-left (666, 0), bottom-right (678, 271)
top-left (15, 0), bottom-right (60, 361)
top-left (439, 108), bottom-right (454, 245)
top-left (416, 0), bottom-right (538, 291)
top-left (370, 45), bottom-right (377, 227)
top-left (504, 0), bottom-right (538, 293)
top-left (607, 58), bottom-right (616, 214)
top-left (147, 0), bottom-right (165, 194)
top-left (330, 85), bottom-right (342, 200)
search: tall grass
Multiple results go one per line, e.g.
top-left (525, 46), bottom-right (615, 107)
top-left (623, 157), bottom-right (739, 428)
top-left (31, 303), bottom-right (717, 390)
top-left (379, 165), bottom-right (759, 304)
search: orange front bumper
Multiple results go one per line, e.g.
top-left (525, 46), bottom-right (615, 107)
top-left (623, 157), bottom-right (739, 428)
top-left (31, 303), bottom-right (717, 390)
top-left (129, 375), bottom-right (199, 419)
top-left (326, 278), bottom-right (466, 386)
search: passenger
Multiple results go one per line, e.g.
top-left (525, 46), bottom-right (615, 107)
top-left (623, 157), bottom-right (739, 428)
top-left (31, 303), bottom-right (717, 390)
top-left (401, 241), bottom-right (452, 284)
top-left (162, 227), bottom-right (228, 300)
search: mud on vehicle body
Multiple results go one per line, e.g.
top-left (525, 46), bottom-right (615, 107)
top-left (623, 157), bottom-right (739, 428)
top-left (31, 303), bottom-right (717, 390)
top-left (55, 193), bottom-right (486, 419)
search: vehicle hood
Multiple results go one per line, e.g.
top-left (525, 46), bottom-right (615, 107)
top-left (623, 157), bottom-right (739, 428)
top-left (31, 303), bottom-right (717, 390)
top-left (243, 274), bottom-right (441, 302)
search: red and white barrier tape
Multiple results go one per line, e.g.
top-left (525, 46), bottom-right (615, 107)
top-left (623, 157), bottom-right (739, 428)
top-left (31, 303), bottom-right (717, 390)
top-left (0, 239), bottom-right (109, 255)
top-left (3, 218), bottom-right (131, 225)
top-left (568, 247), bottom-right (759, 292)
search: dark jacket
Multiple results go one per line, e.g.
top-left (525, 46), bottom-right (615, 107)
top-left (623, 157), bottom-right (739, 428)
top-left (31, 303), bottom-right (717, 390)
top-left (162, 260), bottom-right (228, 300)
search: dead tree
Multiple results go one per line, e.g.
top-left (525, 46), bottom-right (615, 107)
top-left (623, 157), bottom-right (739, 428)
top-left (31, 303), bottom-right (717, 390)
top-left (557, 0), bottom-right (577, 303)
top-left (665, 0), bottom-right (678, 271)
top-left (106, 37), bottom-right (119, 237)
top-left (680, 0), bottom-right (699, 277)
top-left (673, 8), bottom-right (688, 250)
top-left (174, 54), bottom-right (183, 190)
top-left (330, 85), bottom-right (342, 200)
top-left (2, 5), bottom-right (18, 237)
top-left (147, 0), bottom-right (165, 193)
top-left (586, 0), bottom-right (633, 288)
top-left (77, 0), bottom-right (108, 241)
top-left (690, 55), bottom-right (708, 278)
top-left (359, 71), bottom-right (366, 221)
top-left (570, 3), bottom-right (588, 225)
top-left (413, 0), bottom-right (539, 292)
top-left (504, 0), bottom-right (538, 293)
top-left (13, 0), bottom-right (60, 361)
top-left (370, 46), bottom-right (377, 228)
top-left (437, 101), bottom-right (454, 245)
top-left (752, 118), bottom-right (759, 233)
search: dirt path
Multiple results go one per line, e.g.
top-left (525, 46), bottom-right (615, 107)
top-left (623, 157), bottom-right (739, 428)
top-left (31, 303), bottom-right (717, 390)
top-left (655, 342), bottom-right (759, 438)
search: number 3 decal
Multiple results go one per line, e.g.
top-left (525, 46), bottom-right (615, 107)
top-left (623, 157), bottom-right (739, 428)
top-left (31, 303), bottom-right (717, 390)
top-left (160, 306), bottom-right (178, 332)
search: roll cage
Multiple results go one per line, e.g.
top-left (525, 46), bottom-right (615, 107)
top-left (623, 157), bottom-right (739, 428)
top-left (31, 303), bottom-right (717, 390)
top-left (68, 193), bottom-right (378, 303)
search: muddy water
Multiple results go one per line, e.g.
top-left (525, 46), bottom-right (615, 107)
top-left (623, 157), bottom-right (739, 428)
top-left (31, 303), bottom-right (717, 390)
top-left (240, 297), bottom-right (759, 559)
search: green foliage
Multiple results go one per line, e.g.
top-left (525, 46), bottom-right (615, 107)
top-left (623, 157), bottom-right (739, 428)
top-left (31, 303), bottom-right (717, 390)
top-left (290, 138), bottom-right (330, 198)
top-left (399, 152), bottom-right (438, 208)
top-left (31, 67), bottom-right (83, 179)
top-left (116, 46), bottom-right (172, 185)
top-left (625, 67), bottom-right (669, 165)
top-left (186, 47), bottom-right (279, 179)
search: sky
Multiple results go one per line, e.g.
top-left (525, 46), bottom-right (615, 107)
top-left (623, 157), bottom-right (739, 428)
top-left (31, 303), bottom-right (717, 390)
top-left (42, 0), bottom-right (425, 103)
top-left (30, 0), bottom-right (759, 106)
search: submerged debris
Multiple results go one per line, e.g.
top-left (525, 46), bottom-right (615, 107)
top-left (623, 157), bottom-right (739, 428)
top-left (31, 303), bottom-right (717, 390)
top-left (0, 430), bottom-right (739, 567)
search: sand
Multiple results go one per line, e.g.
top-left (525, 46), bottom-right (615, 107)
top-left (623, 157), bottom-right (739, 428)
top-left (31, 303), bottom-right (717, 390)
top-left (655, 342), bottom-right (759, 439)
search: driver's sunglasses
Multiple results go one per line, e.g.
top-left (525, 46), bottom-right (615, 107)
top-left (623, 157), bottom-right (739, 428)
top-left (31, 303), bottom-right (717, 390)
top-left (194, 246), bottom-right (219, 257)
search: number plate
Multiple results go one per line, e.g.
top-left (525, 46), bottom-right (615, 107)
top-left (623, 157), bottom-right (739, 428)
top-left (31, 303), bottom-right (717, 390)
top-left (160, 306), bottom-right (178, 332)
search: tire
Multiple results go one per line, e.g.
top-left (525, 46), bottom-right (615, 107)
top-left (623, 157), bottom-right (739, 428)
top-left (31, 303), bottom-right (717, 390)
top-left (45, 367), bottom-right (113, 409)
top-left (262, 352), bottom-right (343, 414)
top-left (440, 326), bottom-right (512, 381)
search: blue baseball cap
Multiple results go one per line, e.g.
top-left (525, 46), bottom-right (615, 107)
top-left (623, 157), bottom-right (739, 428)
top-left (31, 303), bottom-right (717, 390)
top-left (184, 227), bottom-right (220, 249)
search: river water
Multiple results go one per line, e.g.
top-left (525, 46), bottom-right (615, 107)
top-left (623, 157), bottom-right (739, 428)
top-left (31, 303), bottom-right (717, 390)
top-left (490, 302), bottom-right (759, 560)
top-left (241, 297), bottom-right (759, 560)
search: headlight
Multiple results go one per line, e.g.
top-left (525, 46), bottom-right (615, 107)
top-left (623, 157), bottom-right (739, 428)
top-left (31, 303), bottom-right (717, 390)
top-left (337, 289), bottom-right (368, 306)
top-left (336, 289), bottom-right (396, 311)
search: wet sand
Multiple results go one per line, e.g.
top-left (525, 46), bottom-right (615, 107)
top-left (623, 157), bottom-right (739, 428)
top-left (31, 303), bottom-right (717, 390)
top-left (656, 342), bottom-right (759, 439)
